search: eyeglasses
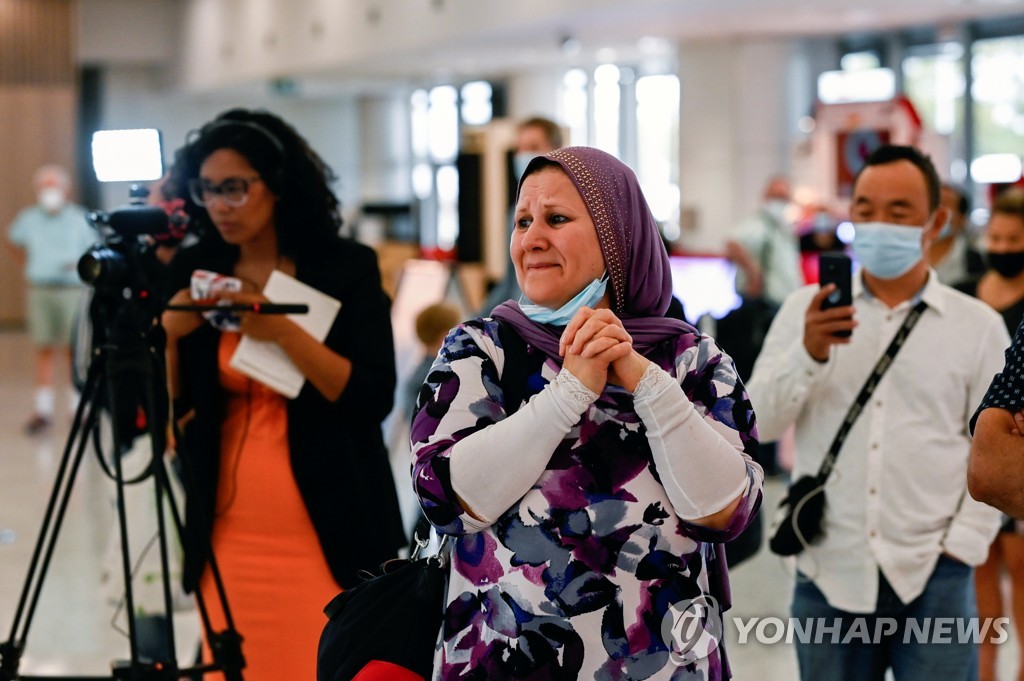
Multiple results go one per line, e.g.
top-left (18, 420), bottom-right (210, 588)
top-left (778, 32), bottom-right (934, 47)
top-left (188, 176), bottom-right (261, 208)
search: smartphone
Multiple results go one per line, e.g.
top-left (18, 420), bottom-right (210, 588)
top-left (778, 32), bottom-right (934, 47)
top-left (818, 252), bottom-right (853, 338)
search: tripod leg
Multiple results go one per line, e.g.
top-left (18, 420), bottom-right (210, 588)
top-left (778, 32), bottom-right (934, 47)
top-left (1, 353), bottom-right (105, 679)
top-left (102, 349), bottom-right (146, 672)
top-left (147, 346), bottom-right (245, 681)
top-left (136, 345), bottom-right (179, 670)
top-left (149, 453), bottom-right (244, 681)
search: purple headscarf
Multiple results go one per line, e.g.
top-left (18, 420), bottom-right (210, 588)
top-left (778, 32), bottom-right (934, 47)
top-left (492, 146), bottom-right (691, 359)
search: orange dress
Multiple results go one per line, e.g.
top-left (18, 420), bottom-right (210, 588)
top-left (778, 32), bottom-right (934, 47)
top-left (199, 332), bottom-right (340, 680)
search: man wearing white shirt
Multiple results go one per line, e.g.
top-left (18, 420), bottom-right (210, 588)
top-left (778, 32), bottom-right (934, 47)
top-left (748, 145), bottom-right (1007, 681)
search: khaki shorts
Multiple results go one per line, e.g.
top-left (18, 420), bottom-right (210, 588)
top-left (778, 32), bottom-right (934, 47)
top-left (26, 285), bottom-right (85, 347)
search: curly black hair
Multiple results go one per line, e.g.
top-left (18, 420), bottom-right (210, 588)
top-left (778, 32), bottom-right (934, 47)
top-left (169, 108), bottom-right (342, 260)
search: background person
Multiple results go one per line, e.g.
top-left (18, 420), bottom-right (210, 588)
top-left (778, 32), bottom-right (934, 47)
top-left (929, 183), bottom-right (985, 287)
top-left (478, 115), bottom-right (563, 315)
top-left (748, 144), bottom-right (1006, 681)
top-left (5, 164), bottom-right (96, 435)
top-left (411, 146), bottom-right (763, 679)
top-left (162, 108), bottom-right (405, 681)
top-left (403, 301), bottom-right (461, 545)
top-left (798, 206), bottom-right (846, 284)
top-left (719, 175), bottom-right (802, 479)
top-left (725, 174), bottom-right (803, 308)
top-left (403, 301), bottom-right (461, 417)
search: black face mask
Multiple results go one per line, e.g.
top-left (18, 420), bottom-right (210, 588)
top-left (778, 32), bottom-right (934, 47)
top-left (988, 250), bottom-right (1024, 278)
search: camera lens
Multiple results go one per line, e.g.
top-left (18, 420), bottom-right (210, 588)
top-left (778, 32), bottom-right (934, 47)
top-left (78, 247), bottom-right (127, 286)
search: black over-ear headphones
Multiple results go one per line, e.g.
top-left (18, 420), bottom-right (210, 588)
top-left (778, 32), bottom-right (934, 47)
top-left (199, 118), bottom-right (287, 190)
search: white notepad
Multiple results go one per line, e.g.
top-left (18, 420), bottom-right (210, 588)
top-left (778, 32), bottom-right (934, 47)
top-left (229, 270), bottom-right (341, 398)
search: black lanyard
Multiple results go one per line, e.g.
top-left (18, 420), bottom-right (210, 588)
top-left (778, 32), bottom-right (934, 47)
top-left (817, 299), bottom-right (929, 482)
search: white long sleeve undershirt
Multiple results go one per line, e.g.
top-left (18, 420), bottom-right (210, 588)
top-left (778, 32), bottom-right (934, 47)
top-left (631, 362), bottom-right (750, 520)
top-left (449, 362), bottom-right (750, 529)
top-left (449, 368), bottom-right (595, 530)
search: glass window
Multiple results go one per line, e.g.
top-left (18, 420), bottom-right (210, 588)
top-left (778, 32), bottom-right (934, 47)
top-left (817, 68), bottom-right (896, 104)
top-left (428, 85), bottom-right (459, 163)
top-left (594, 64), bottom-right (621, 156)
top-left (841, 51), bottom-right (882, 71)
top-left (972, 35), bottom-right (1024, 159)
top-left (435, 165), bottom-right (459, 250)
top-left (409, 85), bottom-right (461, 250)
top-left (460, 81), bottom-right (492, 126)
top-left (902, 42), bottom-right (965, 137)
top-left (561, 68), bottom-right (589, 146)
top-left (636, 74), bottom-right (680, 230)
top-left (411, 161), bottom-right (433, 200)
top-left (411, 89), bottom-right (430, 159)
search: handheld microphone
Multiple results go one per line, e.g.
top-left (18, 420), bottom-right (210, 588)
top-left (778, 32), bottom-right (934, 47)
top-left (165, 303), bottom-right (309, 314)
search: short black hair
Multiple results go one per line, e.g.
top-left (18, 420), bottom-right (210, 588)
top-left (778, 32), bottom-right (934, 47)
top-left (942, 183), bottom-right (970, 216)
top-left (854, 145), bottom-right (941, 212)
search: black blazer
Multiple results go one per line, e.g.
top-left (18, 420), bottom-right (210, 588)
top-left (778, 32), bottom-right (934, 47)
top-left (168, 237), bottom-right (405, 590)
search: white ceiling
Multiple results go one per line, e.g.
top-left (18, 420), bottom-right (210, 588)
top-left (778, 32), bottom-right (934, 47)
top-left (306, 0), bottom-right (1024, 81)
top-left (80, 0), bottom-right (1024, 94)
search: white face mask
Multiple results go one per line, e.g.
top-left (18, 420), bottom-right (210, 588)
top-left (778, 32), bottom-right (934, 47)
top-left (38, 187), bottom-right (65, 213)
top-left (513, 153), bottom-right (537, 181)
top-left (764, 199), bottom-right (789, 224)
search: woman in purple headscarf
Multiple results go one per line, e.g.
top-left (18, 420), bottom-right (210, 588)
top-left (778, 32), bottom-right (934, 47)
top-left (411, 147), bottom-right (763, 680)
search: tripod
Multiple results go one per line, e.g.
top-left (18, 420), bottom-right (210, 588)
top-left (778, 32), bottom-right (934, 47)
top-left (0, 293), bottom-right (245, 681)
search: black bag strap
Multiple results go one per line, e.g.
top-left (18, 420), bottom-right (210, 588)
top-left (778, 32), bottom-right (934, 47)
top-left (494, 318), bottom-right (531, 416)
top-left (816, 299), bottom-right (928, 483)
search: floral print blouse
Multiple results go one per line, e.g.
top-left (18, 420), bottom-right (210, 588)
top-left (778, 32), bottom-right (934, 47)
top-left (411, 318), bottom-right (762, 680)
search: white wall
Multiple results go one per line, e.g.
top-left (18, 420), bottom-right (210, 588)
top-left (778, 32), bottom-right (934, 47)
top-left (507, 71), bottom-right (564, 123)
top-left (677, 36), bottom-right (815, 252)
top-left (77, 0), bottom-right (178, 65)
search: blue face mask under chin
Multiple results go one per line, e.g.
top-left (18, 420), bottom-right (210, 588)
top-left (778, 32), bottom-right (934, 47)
top-left (519, 274), bottom-right (609, 326)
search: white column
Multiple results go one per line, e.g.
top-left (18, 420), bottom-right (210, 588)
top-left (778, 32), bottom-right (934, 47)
top-left (677, 38), bottom-right (803, 252)
top-left (356, 93), bottom-right (413, 244)
top-left (506, 71), bottom-right (563, 123)
top-left (358, 93), bottom-right (412, 202)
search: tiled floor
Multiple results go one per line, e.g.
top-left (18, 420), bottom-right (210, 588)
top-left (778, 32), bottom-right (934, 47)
top-left (0, 328), bottom-right (1019, 679)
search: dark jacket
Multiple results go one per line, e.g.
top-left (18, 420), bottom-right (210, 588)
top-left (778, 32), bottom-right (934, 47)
top-left (168, 236), bottom-right (405, 590)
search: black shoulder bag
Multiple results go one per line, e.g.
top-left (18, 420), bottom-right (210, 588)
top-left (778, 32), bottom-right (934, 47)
top-left (317, 536), bottom-right (449, 680)
top-left (317, 320), bottom-right (534, 681)
top-left (768, 300), bottom-right (928, 557)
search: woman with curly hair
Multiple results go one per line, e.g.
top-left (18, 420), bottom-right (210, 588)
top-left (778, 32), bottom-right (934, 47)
top-left (162, 108), bottom-right (404, 680)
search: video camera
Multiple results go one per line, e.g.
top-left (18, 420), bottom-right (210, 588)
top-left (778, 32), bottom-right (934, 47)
top-left (76, 184), bottom-right (190, 368)
top-left (73, 185), bottom-right (187, 459)
top-left (79, 184), bottom-right (186, 290)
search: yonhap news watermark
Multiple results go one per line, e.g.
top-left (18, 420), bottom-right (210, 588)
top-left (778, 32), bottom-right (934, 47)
top-left (662, 595), bottom-right (1010, 665)
top-left (729, 614), bottom-right (1010, 646)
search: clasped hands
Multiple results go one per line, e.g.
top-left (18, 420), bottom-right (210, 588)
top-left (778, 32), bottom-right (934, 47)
top-left (559, 307), bottom-right (651, 394)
